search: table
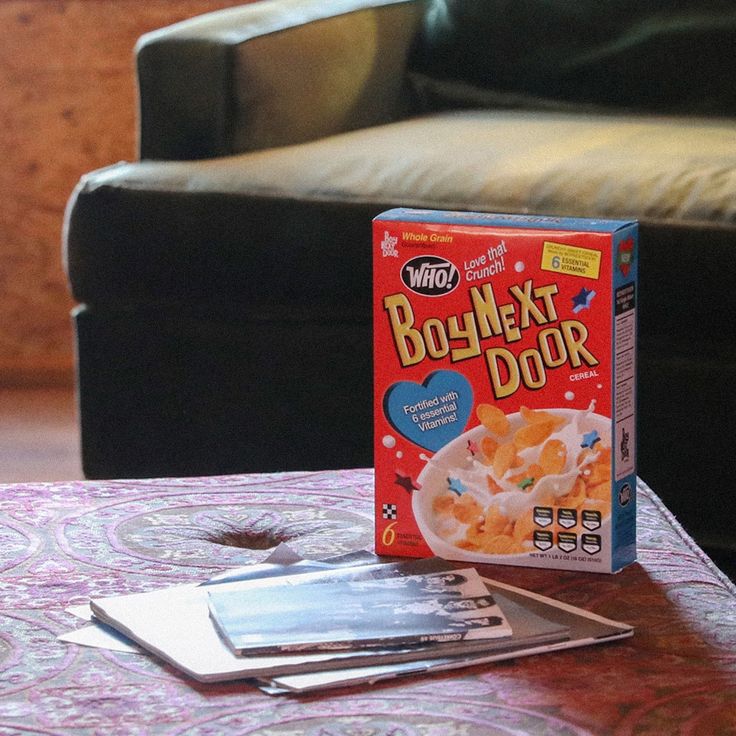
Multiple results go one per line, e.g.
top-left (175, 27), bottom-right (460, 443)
top-left (2, 469), bottom-right (735, 735)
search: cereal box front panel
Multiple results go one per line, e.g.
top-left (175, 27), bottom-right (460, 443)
top-left (373, 210), bottom-right (637, 573)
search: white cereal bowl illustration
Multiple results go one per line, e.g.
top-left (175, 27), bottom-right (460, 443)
top-left (412, 407), bottom-right (612, 563)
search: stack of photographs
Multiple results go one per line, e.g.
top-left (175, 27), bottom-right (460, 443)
top-left (86, 553), bottom-right (633, 694)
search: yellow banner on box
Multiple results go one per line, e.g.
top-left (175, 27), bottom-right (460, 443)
top-left (541, 241), bottom-right (601, 279)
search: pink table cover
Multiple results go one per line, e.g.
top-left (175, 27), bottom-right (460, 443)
top-left (1, 469), bottom-right (735, 735)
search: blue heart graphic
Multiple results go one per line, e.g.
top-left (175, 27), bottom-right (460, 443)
top-left (383, 370), bottom-right (473, 452)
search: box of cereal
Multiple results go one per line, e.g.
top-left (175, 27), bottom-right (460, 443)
top-left (373, 209), bottom-right (637, 573)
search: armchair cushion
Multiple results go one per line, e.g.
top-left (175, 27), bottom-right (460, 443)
top-left (67, 108), bottom-right (736, 339)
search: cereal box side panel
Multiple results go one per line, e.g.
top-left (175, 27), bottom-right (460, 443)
top-left (611, 222), bottom-right (639, 571)
top-left (373, 212), bottom-right (621, 571)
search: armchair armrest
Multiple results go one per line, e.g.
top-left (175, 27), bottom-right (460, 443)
top-left (136, 0), bottom-right (426, 160)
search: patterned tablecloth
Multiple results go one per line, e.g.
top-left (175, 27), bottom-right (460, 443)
top-left (1, 469), bottom-right (735, 735)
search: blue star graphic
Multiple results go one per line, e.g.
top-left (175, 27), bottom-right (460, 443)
top-left (572, 287), bottom-right (596, 313)
top-left (447, 477), bottom-right (468, 496)
top-left (581, 430), bottom-right (601, 449)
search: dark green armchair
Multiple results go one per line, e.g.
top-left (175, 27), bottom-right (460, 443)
top-left (64, 0), bottom-right (736, 566)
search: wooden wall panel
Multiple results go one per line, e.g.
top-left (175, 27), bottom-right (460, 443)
top-left (0, 0), bottom-right (247, 385)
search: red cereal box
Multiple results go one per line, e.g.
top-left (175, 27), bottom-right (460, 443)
top-left (373, 209), bottom-right (637, 573)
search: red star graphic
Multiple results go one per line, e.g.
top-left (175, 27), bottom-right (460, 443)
top-left (394, 472), bottom-right (421, 493)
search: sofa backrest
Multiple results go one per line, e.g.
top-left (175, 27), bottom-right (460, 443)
top-left (409, 0), bottom-right (736, 117)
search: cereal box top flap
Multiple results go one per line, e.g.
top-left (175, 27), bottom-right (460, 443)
top-left (374, 208), bottom-right (637, 234)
